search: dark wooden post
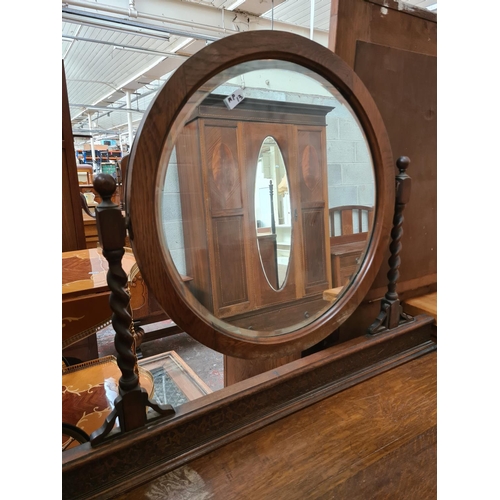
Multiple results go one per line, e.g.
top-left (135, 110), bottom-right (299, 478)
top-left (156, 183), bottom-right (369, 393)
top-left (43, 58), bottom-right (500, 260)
top-left (90, 174), bottom-right (174, 446)
top-left (368, 156), bottom-right (414, 334)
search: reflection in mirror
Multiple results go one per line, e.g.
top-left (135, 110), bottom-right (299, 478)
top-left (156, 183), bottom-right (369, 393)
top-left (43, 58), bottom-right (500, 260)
top-left (161, 61), bottom-right (375, 337)
top-left (255, 137), bottom-right (290, 291)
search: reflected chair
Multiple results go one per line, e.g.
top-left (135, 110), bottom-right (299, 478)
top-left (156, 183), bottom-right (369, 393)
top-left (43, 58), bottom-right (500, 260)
top-left (329, 205), bottom-right (374, 287)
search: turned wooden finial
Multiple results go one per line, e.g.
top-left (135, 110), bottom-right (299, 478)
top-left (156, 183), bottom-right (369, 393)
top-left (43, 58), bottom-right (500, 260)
top-left (368, 156), bottom-right (413, 334)
top-left (93, 174), bottom-right (116, 202)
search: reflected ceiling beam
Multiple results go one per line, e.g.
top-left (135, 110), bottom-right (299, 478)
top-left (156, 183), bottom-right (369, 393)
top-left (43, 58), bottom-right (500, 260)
top-left (62, 0), bottom-right (328, 46)
top-left (62, 34), bottom-right (189, 59)
top-left (70, 104), bottom-right (145, 113)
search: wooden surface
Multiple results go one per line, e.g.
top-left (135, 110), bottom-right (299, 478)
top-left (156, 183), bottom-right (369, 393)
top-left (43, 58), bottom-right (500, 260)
top-left (62, 316), bottom-right (435, 498)
top-left (62, 61), bottom-right (86, 252)
top-left (62, 247), bottom-right (137, 354)
top-left (116, 350), bottom-right (437, 499)
top-left (403, 292), bottom-right (437, 324)
top-left (62, 247), bottom-right (137, 299)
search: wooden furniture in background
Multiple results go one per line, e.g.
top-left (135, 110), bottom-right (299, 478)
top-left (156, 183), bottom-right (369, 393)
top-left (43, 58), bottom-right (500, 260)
top-left (328, 0), bottom-right (437, 341)
top-left (176, 96), bottom-right (333, 327)
top-left (329, 205), bottom-right (374, 287)
top-left (62, 247), bottom-right (137, 362)
top-left (62, 246), bottom-right (185, 361)
top-left (77, 165), bottom-right (93, 185)
top-left (175, 96), bottom-right (334, 385)
top-left (62, 61), bottom-right (86, 252)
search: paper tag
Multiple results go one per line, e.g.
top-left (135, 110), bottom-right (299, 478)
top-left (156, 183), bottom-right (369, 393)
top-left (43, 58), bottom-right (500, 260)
top-left (223, 88), bottom-right (245, 110)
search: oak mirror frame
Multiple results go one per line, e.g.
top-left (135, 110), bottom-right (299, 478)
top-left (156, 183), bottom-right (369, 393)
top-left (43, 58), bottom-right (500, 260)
top-left (126, 30), bottom-right (395, 360)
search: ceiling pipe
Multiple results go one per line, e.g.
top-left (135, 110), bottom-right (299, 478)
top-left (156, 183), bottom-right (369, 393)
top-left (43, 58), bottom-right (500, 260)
top-left (87, 113), bottom-right (96, 164)
top-left (125, 91), bottom-right (134, 147)
top-left (310, 0), bottom-right (315, 40)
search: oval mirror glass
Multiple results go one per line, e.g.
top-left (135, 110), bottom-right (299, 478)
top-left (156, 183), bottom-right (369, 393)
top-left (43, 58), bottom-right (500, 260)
top-left (160, 59), bottom-right (376, 337)
top-left (255, 136), bottom-right (290, 291)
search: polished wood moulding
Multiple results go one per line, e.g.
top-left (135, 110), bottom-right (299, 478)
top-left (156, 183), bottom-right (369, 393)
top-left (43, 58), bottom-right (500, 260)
top-left (62, 315), bottom-right (435, 499)
top-left (115, 351), bottom-right (437, 500)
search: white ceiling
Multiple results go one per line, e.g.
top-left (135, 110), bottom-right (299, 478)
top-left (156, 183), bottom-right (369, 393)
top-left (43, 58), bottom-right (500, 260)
top-left (62, 0), bottom-right (436, 147)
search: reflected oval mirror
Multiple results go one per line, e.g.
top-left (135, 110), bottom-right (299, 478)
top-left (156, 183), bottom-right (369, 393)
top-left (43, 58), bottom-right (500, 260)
top-left (255, 137), bottom-right (290, 291)
top-left (127, 30), bottom-right (394, 358)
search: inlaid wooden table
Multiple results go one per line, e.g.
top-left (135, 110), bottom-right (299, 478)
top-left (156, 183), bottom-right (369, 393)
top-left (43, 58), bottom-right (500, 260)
top-left (62, 351), bottom-right (212, 451)
top-left (62, 355), bottom-right (154, 451)
top-left (62, 247), bottom-right (137, 360)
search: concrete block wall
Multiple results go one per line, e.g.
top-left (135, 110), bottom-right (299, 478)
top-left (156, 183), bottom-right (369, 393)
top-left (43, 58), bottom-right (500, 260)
top-left (161, 79), bottom-right (375, 274)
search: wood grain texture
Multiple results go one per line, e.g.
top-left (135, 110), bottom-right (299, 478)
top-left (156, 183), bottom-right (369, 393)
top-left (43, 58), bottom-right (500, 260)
top-left (329, 0), bottom-right (437, 341)
top-left (116, 351), bottom-right (436, 500)
top-left (62, 317), bottom-right (435, 499)
top-left (62, 61), bottom-right (86, 251)
top-left (403, 292), bottom-right (437, 324)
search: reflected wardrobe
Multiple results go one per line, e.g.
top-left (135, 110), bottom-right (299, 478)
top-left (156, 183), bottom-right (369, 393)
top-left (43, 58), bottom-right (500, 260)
top-left (174, 95), bottom-right (334, 331)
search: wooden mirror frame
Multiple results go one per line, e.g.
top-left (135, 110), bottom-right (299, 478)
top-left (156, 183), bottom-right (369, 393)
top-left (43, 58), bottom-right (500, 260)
top-left (126, 30), bottom-right (395, 359)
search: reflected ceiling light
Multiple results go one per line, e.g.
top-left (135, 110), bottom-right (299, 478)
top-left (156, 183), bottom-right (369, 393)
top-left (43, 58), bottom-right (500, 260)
top-left (426, 3), bottom-right (437, 10)
top-left (226, 0), bottom-right (246, 11)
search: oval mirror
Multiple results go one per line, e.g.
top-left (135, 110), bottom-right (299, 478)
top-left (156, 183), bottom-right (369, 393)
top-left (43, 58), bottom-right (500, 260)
top-left (255, 137), bottom-right (290, 291)
top-left (127, 31), bottom-right (394, 358)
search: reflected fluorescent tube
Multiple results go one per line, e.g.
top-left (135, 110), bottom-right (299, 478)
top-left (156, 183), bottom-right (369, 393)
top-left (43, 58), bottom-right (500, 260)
top-left (226, 0), bottom-right (246, 11)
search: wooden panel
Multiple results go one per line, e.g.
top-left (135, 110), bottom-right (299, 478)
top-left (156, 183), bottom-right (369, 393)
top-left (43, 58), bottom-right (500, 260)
top-left (240, 121), bottom-right (298, 308)
top-left (205, 123), bottom-right (242, 213)
top-left (177, 121), bottom-right (213, 312)
top-left (257, 233), bottom-right (278, 290)
top-left (302, 207), bottom-right (329, 294)
top-left (224, 353), bottom-right (300, 387)
top-left (298, 128), bottom-right (324, 204)
top-left (212, 216), bottom-right (249, 313)
top-left (354, 42), bottom-right (437, 290)
top-left (115, 351), bottom-right (436, 499)
top-left (329, 0), bottom-right (437, 68)
top-left (62, 61), bottom-right (86, 251)
top-left (329, 0), bottom-right (437, 341)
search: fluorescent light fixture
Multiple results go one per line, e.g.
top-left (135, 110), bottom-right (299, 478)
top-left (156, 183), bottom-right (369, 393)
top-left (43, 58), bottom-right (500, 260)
top-left (426, 3), bottom-right (437, 10)
top-left (226, 0), bottom-right (246, 11)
